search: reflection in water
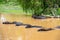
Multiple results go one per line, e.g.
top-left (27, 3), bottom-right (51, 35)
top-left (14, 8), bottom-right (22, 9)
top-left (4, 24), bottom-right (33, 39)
top-left (0, 14), bottom-right (60, 40)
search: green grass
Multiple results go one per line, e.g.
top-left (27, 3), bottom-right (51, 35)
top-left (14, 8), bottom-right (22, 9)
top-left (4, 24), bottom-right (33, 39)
top-left (0, 4), bottom-right (60, 16)
top-left (0, 4), bottom-right (32, 16)
top-left (57, 8), bottom-right (60, 15)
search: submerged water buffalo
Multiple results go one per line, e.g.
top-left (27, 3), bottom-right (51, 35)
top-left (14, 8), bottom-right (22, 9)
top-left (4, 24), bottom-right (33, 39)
top-left (38, 28), bottom-right (54, 31)
top-left (25, 24), bottom-right (43, 28)
top-left (54, 26), bottom-right (60, 29)
top-left (2, 21), bottom-right (23, 26)
top-left (32, 15), bottom-right (60, 19)
top-left (3, 21), bottom-right (13, 24)
top-left (15, 22), bottom-right (23, 26)
top-left (32, 15), bottom-right (46, 19)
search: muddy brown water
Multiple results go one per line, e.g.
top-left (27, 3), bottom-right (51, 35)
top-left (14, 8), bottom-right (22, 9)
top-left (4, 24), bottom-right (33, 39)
top-left (0, 14), bottom-right (60, 40)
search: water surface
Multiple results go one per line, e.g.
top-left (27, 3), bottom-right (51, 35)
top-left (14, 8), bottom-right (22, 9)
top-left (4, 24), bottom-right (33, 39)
top-left (0, 14), bottom-right (60, 40)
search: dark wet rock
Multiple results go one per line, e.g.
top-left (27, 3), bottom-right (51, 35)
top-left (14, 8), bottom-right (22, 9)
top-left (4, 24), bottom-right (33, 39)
top-left (15, 22), bottom-right (23, 26)
top-left (32, 15), bottom-right (46, 19)
top-left (38, 28), bottom-right (54, 31)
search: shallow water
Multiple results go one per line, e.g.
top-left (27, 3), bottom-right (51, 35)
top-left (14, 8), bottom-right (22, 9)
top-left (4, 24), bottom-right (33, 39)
top-left (0, 14), bottom-right (60, 40)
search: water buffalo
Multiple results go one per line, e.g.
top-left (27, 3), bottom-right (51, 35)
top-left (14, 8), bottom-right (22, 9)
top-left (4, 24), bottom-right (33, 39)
top-left (32, 15), bottom-right (46, 19)
top-left (25, 24), bottom-right (43, 28)
top-left (38, 28), bottom-right (54, 31)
